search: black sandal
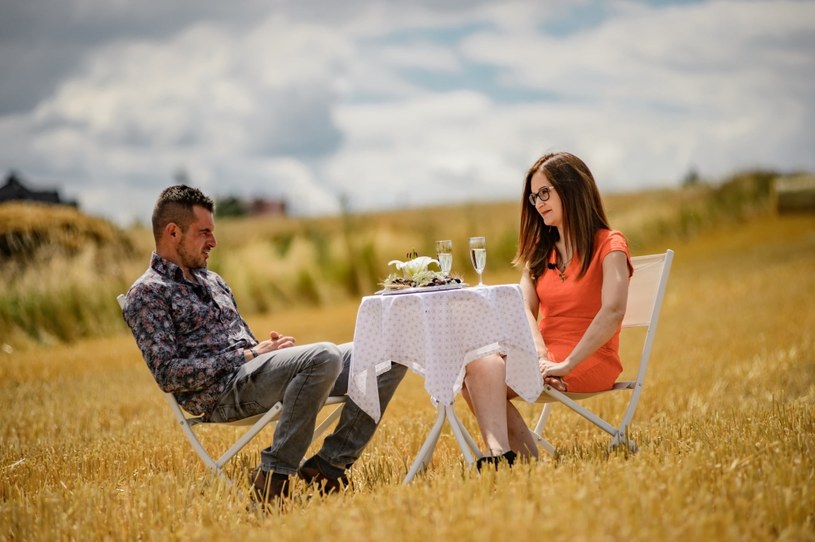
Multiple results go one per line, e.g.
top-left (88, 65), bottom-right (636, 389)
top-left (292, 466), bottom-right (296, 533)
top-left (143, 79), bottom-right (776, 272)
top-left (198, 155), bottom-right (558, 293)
top-left (476, 450), bottom-right (517, 471)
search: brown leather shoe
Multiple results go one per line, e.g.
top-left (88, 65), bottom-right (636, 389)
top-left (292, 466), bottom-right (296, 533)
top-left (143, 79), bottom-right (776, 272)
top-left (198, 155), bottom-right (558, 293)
top-left (297, 455), bottom-right (349, 495)
top-left (249, 467), bottom-right (290, 504)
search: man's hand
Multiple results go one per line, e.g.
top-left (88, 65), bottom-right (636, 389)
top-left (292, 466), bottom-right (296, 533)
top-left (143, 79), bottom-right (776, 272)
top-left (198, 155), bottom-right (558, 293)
top-left (267, 331), bottom-right (295, 350)
top-left (250, 331), bottom-right (296, 358)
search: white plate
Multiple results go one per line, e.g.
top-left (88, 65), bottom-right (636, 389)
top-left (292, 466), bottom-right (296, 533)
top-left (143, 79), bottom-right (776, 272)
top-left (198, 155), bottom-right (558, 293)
top-left (376, 282), bottom-right (466, 295)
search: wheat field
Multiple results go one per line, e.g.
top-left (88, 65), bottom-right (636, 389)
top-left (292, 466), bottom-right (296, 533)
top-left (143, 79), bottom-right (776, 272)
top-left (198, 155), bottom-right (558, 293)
top-left (1, 211), bottom-right (813, 541)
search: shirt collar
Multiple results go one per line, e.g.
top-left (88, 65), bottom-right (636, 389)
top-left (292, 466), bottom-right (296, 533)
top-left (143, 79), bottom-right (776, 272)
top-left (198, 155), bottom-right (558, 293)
top-left (150, 252), bottom-right (208, 283)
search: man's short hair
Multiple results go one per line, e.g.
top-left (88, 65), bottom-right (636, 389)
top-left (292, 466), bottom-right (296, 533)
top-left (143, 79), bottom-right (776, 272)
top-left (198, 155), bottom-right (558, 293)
top-left (152, 185), bottom-right (215, 242)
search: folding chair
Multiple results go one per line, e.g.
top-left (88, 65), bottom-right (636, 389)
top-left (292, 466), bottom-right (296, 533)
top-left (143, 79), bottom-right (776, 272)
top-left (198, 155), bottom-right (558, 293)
top-left (529, 249), bottom-right (674, 454)
top-left (117, 294), bottom-right (346, 484)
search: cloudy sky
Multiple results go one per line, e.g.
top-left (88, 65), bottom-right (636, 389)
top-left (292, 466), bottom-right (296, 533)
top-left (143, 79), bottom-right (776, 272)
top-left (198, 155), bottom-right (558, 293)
top-left (1, 0), bottom-right (813, 225)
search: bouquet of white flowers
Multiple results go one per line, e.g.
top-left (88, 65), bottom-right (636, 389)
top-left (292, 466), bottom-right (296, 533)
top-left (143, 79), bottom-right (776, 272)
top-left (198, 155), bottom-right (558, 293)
top-left (381, 250), bottom-right (461, 290)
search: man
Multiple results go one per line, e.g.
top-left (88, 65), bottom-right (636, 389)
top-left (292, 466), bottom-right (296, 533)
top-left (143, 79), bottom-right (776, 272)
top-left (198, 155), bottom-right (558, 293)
top-left (123, 185), bottom-right (406, 503)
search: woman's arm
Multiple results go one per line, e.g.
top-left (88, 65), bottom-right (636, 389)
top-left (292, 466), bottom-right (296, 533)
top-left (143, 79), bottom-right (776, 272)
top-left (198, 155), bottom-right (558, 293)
top-left (540, 250), bottom-right (629, 378)
top-left (520, 269), bottom-right (550, 360)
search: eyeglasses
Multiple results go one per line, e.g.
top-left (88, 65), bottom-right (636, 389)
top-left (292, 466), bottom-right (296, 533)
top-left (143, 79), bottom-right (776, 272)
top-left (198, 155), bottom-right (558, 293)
top-left (528, 186), bottom-right (555, 206)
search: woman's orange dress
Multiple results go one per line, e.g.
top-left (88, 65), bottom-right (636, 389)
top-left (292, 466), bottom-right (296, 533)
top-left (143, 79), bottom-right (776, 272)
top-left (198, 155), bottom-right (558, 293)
top-left (535, 229), bottom-right (633, 393)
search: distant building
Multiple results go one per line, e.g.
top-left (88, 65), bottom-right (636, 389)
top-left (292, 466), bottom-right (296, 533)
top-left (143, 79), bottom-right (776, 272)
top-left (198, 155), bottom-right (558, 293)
top-left (0, 172), bottom-right (77, 207)
top-left (775, 175), bottom-right (815, 214)
top-left (248, 197), bottom-right (287, 217)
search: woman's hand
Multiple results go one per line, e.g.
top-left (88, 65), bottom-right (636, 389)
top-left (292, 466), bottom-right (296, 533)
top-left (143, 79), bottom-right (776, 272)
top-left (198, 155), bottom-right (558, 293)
top-left (539, 358), bottom-right (571, 378)
top-left (539, 357), bottom-right (571, 392)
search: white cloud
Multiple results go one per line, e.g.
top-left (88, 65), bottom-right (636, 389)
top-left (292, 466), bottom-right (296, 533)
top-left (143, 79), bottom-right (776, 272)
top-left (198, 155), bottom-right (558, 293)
top-left (1, 0), bottom-right (813, 225)
top-left (16, 14), bottom-right (356, 221)
top-left (328, 91), bottom-right (577, 212)
top-left (455, 0), bottom-right (815, 181)
top-left (376, 41), bottom-right (462, 73)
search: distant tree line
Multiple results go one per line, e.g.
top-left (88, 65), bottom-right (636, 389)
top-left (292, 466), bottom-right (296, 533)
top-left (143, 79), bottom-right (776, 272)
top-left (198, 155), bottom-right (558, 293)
top-left (215, 196), bottom-right (248, 218)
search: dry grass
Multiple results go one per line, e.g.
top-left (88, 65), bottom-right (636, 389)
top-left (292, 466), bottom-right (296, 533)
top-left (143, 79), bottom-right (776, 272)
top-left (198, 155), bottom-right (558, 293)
top-left (1, 211), bottom-right (813, 541)
top-left (0, 174), bottom-right (771, 345)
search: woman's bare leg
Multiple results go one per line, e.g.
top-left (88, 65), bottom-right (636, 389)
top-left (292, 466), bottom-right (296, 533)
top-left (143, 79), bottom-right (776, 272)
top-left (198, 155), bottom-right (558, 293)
top-left (462, 355), bottom-right (511, 455)
top-left (505, 400), bottom-right (539, 459)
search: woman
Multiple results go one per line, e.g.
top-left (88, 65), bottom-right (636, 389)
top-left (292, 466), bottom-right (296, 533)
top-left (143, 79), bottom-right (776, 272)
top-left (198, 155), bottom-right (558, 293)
top-left (462, 151), bottom-right (633, 469)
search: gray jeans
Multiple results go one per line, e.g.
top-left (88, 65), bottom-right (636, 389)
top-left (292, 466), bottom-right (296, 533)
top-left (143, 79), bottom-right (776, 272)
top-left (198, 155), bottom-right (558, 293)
top-left (209, 342), bottom-right (406, 475)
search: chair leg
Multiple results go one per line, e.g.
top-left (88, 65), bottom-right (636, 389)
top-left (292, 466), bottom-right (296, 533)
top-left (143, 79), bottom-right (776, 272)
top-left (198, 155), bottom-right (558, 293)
top-left (531, 403), bottom-right (556, 455)
top-left (312, 403), bottom-right (344, 443)
top-left (609, 425), bottom-right (638, 453)
top-left (530, 430), bottom-right (557, 456)
top-left (214, 402), bottom-right (283, 471)
top-left (533, 403), bottom-right (553, 435)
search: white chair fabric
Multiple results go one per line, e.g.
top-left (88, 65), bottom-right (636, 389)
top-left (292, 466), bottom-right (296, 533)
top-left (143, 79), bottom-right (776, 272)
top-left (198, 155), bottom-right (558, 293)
top-left (117, 294), bottom-right (346, 483)
top-left (529, 249), bottom-right (674, 454)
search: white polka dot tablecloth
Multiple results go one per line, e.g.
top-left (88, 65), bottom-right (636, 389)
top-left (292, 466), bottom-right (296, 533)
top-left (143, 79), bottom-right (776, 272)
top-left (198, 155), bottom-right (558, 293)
top-left (349, 284), bottom-right (543, 422)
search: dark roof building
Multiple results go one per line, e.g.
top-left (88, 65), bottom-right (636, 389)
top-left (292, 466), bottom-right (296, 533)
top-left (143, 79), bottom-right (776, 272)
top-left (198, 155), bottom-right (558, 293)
top-left (0, 172), bottom-right (77, 207)
top-left (248, 197), bottom-right (287, 217)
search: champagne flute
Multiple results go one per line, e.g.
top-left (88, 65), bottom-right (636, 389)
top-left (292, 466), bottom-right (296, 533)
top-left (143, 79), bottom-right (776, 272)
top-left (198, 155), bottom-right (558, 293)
top-left (468, 236), bottom-right (487, 286)
top-left (435, 239), bottom-right (453, 275)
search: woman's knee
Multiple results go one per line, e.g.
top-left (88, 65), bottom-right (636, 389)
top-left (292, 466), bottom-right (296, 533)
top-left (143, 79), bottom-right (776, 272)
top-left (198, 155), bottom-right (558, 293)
top-left (465, 355), bottom-right (504, 378)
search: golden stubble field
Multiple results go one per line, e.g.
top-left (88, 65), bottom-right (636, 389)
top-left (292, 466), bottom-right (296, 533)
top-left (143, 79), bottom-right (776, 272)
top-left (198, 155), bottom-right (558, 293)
top-left (1, 212), bottom-right (813, 541)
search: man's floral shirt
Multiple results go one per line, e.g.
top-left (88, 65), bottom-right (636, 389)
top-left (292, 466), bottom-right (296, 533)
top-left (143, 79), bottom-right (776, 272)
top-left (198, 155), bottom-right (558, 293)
top-left (123, 252), bottom-right (257, 418)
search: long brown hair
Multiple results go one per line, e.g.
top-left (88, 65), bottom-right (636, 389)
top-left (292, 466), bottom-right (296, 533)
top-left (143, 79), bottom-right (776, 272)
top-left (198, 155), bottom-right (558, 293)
top-left (513, 152), bottom-right (610, 280)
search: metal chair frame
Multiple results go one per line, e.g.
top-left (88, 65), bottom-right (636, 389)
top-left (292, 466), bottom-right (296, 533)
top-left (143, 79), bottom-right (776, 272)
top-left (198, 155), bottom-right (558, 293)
top-left (117, 294), bottom-right (346, 484)
top-left (530, 249), bottom-right (674, 454)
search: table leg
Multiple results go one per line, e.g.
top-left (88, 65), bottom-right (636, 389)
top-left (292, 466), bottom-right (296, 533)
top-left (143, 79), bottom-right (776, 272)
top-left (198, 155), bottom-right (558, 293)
top-left (402, 403), bottom-right (484, 484)
top-left (403, 404), bottom-right (446, 484)
top-left (444, 404), bottom-right (480, 465)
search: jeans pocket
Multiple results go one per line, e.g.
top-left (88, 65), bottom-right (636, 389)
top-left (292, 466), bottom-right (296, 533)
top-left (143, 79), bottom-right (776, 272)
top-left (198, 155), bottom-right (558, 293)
top-left (214, 400), bottom-right (265, 423)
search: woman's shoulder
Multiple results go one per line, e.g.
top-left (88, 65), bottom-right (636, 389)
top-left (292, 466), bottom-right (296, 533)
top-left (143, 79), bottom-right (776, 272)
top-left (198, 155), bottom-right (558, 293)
top-left (594, 229), bottom-right (632, 275)
top-left (594, 228), bottom-right (628, 248)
